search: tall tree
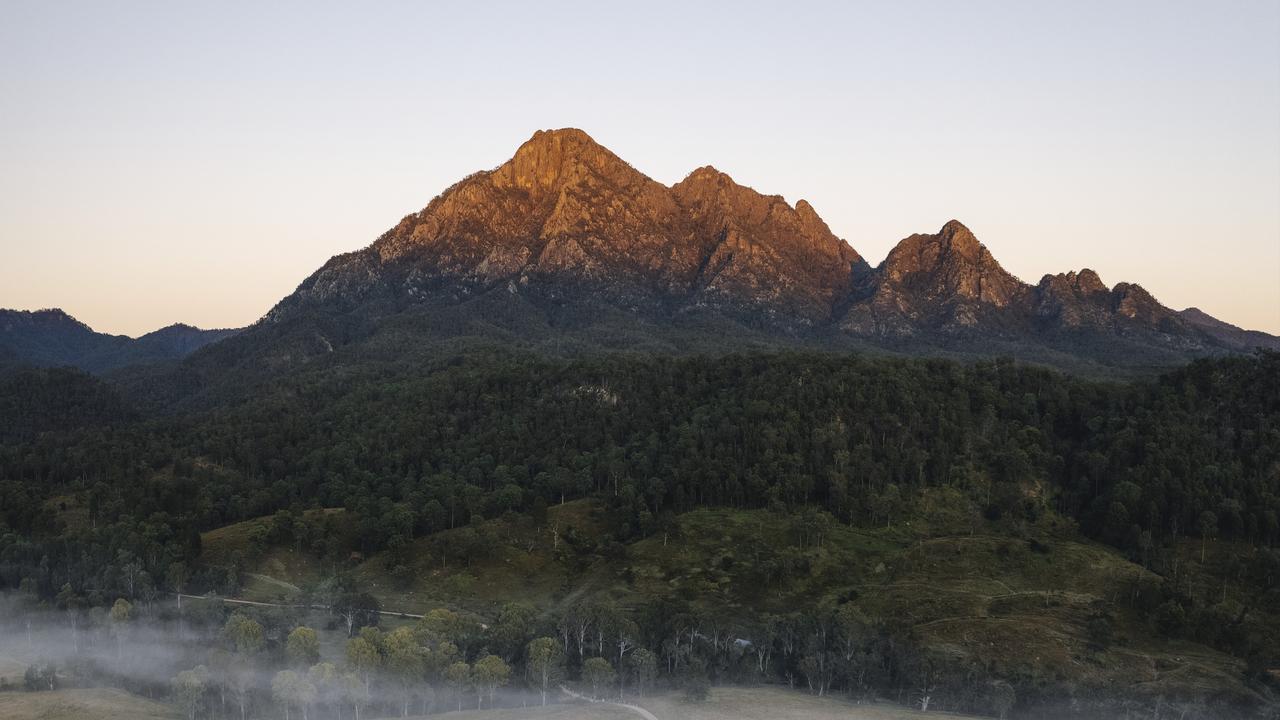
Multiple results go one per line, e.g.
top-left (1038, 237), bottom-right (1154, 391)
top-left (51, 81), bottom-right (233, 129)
top-left (287, 626), bottom-right (321, 668)
top-left (582, 657), bottom-right (616, 700)
top-left (525, 636), bottom-right (564, 706)
top-left (171, 665), bottom-right (209, 720)
top-left (472, 655), bottom-right (510, 708)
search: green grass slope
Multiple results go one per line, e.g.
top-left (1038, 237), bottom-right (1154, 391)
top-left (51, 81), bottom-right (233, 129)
top-left (0, 688), bottom-right (178, 720)
top-left (198, 488), bottom-right (1269, 710)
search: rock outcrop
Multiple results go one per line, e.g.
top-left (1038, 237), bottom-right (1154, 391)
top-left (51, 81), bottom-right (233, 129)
top-left (840, 220), bottom-right (1027, 337)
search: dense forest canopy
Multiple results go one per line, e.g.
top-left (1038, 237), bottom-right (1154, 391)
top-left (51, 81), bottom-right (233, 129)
top-left (2, 350), bottom-right (1278, 594)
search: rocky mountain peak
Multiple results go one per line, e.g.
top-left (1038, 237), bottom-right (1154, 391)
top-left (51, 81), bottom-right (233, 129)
top-left (1111, 282), bottom-right (1172, 323)
top-left (1033, 269), bottom-right (1116, 328)
top-left (936, 219), bottom-right (982, 259)
top-left (672, 166), bottom-right (773, 215)
top-left (490, 128), bottom-right (643, 198)
top-left (669, 166), bottom-right (865, 323)
top-left (878, 220), bottom-right (1023, 306)
top-left (672, 169), bottom-right (857, 259)
top-left (839, 221), bottom-right (1029, 337)
top-left (1038, 269), bottom-right (1109, 297)
top-left (1075, 269), bottom-right (1107, 294)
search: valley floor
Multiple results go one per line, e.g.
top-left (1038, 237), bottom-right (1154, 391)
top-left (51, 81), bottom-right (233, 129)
top-left (0, 687), bottom-right (178, 720)
top-left (401, 686), bottom-right (980, 720)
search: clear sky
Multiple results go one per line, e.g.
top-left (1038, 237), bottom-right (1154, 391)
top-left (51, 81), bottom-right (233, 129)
top-left (2, 1), bottom-right (1278, 336)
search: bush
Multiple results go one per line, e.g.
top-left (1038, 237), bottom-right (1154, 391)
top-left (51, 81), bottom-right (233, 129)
top-left (1087, 616), bottom-right (1113, 650)
top-left (682, 663), bottom-right (710, 703)
top-left (23, 663), bottom-right (56, 692)
top-left (1153, 600), bottom-right (1186, 636)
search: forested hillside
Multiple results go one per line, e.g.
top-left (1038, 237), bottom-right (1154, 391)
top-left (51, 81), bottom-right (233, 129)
top-left (1, 351), bottom-right (1278, 716)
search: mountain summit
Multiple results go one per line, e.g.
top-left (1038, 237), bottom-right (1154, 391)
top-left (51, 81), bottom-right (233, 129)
top-left (187, 128), bottom-right (1278, 384)
top-left (274, 128), bottom-right (867, 328)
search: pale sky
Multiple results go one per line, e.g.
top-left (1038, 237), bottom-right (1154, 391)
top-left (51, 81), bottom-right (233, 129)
top-left (1, 1), bottom-right (1277, 337)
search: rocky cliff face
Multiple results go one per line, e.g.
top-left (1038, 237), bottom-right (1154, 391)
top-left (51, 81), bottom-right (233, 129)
top-left (273, 129), bottom-right (864, 327)
top-left (1033, 269), bottom-right (1113, 328)
top-left (673, 166), bottom-right (867, 325)
top-left (258, 128), bottom-right (1272, 369)
top-left (840, 220), bottom-right (1028, 337)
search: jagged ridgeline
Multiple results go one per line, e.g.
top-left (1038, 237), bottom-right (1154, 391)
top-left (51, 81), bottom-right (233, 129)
top-left (4, 128), bottom-right (1276, 410)
top-left (265, 127), bottom-right (1261, 354)
top-left (76, 128), bottom-right (1272, 410)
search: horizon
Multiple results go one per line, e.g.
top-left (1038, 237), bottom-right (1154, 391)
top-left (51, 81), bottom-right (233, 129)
top-left (2, 1), bottom-right (1278, 337)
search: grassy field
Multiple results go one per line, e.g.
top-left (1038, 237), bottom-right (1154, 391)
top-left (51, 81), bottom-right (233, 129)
top-left (201, 500), bottom-right (608, 614)
top-left (634, 687), bottom-right (981, 720)
top-left (414, 700), bottom-right (635, 720)
top-left (393, 687), bottom-right (985, 720)
top-left (0, 656), bottom-right (26, 688)
top-left (0, 688), bottom-right (178, 720)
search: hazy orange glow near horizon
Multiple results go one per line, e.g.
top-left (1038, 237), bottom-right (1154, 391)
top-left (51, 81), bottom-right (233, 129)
top-left (1, 1), bottom-right (1278, 337)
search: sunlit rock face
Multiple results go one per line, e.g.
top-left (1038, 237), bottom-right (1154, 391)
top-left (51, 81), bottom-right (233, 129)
top-left (273, 129), bottom-right (866, 328)
top-left (260, 127), bottom-right (1266, 363)
top-left (838, 220), bottom-right (1029, 337)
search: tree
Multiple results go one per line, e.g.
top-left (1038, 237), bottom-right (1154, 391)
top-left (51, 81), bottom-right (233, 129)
top-left (24, 661), bottom-right (56, 691)
top-left (444, 661), bottom-right (471, 711)
top-left (873, 484), bottom-right (902, 528)
top-left (626, 648), bottom-right (658, 697)
top-left (307, 663), bottom-right (341, 720)
top-left (167, 561), bottom-right (190, 600)
top-left (55, 583), bottom-right (84, 653)
top-left (472, 654), bottom-right (510, 708)
top-left (990, 680), bottom-right (1016, 719)
top-left (109, 598), bottom-right (132, 659)
top-left (909, 655), bottom-right (938, 712)
top-left (682, 660), bottom-right (710, 703)
top-left (582, 657), bottom-right (616, 700)
top-left (416, 607), bottom-right (465, 645)
top-left (1087, 616), bottom-right (1113, 650)
top-left (224, 613), bottom-right (265, 655)
top-left (493, 602), bottom-right (538, 662)
top-left (833, 604), bottom-right (874, 693)
top-left (340, 671), bottom-right (366, 720)
top-left (223, 614), bottom-right (263, 720)
top-left (171, 665), bottom-right (209, 720)
top-left (333, 590), bottom-right (381, 637)
top-left (287, 626), bottom-right (321, 667)
top-left (345, 636), bottom-right (382, 695)
top-left (273, 670), bottom-right (317, 720)
top-left (525, 636), bottom-right (564, 705)
top-left (1199, 510), bottom-right (1218, 563)
top-left (383, 626), bottom-right (425, 716)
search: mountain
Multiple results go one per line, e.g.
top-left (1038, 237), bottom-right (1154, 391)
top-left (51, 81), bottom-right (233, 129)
top-left (840, 219), bottom-right (1029, 337)
top-left (0, 308), bottom-right (239, 373)
top-left (270, 128), bottom-right (866, 328)
top-left (115, 128), bottom-right (1276, 403)
top-left (1178, 306), bottom-right (1280, 351)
